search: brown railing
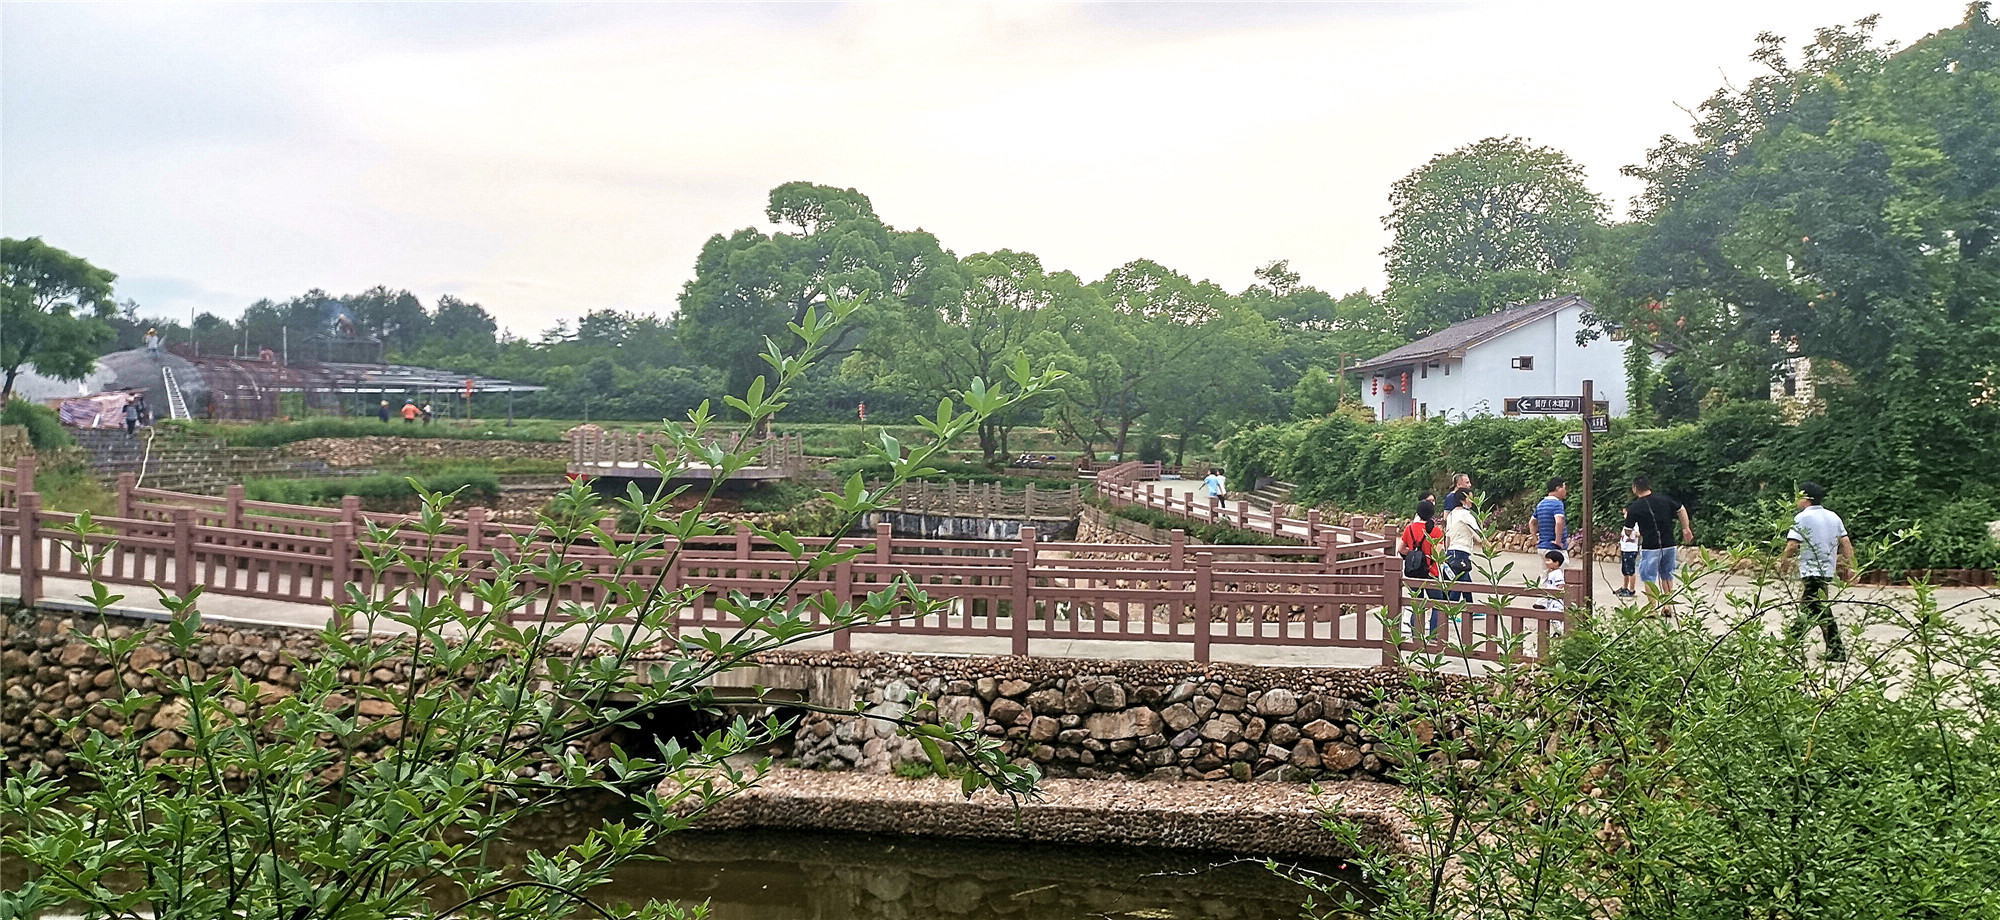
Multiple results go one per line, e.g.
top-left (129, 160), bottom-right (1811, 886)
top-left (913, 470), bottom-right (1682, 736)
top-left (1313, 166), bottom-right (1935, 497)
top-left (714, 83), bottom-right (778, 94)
top-left (0, 461), bottom-right (1572, 665)
top-left (568, 430), bottom-right (805, 476)
top-left (869, 480), bottom-right (1082, 519)
top-left (1095, 461), bottom-right (1371, 548)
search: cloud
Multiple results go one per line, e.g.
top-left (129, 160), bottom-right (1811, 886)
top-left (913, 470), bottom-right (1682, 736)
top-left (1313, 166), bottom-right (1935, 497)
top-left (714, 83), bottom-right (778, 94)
top-left (0, 0), bottom-right (1975, 336)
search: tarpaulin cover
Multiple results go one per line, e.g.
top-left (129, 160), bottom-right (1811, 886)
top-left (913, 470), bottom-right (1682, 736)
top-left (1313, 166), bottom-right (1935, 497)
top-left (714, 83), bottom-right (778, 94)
top-left (59, 391), bottom-right (140, 429)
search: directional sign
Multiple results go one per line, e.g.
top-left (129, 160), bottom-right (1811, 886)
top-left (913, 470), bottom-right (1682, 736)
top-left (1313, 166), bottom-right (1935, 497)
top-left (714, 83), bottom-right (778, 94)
top-left (1562, 432), bottom-right (1585, 449)
top-left (1588, 414), bottom-right (1609, 432)
top-left (1514, 395), bottom-right (1584, 414)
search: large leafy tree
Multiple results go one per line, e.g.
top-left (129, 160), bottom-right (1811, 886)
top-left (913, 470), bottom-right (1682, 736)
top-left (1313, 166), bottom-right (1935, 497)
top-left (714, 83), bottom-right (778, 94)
top-left (846, 249), bottom-right (1077, 463)
top-left (1600, 8), bottom-right (2000, 514)
top-left (1056, 260), bottom-right (1240, 458)
top-left (1239, 260), bottom-right (1404, 405)
top-left (1382, 137), bottom-right (1606, 334)
top-left (1, 237), bottom-right (118, 401)
top-left (676, 182), bottom-right (960, 394)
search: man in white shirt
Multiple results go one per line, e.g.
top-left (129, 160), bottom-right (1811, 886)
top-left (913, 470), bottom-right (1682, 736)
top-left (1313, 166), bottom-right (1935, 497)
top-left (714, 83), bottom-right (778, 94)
top-left (1780, 481), bottom-right (1855, 662)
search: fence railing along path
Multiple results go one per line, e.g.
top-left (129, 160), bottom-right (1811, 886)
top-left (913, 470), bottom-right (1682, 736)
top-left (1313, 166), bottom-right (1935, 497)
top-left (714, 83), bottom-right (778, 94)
top-left (1, 461), bottom-right (1571, 666)
top-left (1095, 462), bottom-right (1343, 546)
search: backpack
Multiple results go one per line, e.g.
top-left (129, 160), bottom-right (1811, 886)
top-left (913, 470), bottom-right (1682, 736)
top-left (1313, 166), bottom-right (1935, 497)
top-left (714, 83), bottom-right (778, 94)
top-left (1401, 521), bottom-right (1434, 579)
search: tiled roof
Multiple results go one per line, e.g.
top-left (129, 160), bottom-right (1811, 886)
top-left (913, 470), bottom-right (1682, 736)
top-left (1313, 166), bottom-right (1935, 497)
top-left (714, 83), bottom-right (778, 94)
top-left (1350, 294), bottom-right (1588, 373)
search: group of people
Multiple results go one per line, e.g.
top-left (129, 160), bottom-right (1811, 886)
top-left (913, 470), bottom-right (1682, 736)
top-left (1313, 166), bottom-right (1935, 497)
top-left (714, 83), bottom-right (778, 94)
top-left (378, 399), bottom-right (436, 425)
top-left (121, 395), bottom-right (153, 436)
top-left (1393, 471), bottom-right (1855, 660)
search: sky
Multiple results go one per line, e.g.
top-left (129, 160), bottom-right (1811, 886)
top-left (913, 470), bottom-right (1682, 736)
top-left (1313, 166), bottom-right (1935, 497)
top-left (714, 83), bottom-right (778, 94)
top-left (0, 1), bottom-right (1976, 337)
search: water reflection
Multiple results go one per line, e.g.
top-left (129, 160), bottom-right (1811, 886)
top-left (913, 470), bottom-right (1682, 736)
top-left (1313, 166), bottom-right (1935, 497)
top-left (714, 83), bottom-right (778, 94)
top-left (584, 829), bottom-right (1354, 920)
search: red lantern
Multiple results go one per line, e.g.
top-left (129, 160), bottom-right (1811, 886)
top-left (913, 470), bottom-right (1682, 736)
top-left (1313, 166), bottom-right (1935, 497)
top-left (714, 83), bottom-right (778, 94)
top-left (1371, 377), bottom-right (1379, 395)
top-left (1401, 372), bottom-right (1411, 392)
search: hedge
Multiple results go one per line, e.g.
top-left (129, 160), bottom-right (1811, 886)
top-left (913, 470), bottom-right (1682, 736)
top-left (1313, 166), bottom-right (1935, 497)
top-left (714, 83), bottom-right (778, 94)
top-left (1225, 398), bottom-right (2000, 571)
top-left (245, 469), bottom-right (502, 511)
top-left (2, 399), bottom-right (72, 450)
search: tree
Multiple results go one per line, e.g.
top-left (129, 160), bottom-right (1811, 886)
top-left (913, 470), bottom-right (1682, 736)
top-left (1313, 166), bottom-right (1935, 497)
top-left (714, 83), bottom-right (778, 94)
top-left (429, 295), bottom-right (498, 346)
top-left (846, 249), bottom-right (1077, 463)
top-left (348, 286), bottom-right (429, 347)
top-left (1382, 137), bottom-right (1606, 334)
top-left (1, 237), bottom-right (118, 401)
top-left (1055, 260), bottom-right (1238, 459)
top-left (2, 308), bottom-right (1060, 920)
top-left (677, 183), bottom-right (960, 394)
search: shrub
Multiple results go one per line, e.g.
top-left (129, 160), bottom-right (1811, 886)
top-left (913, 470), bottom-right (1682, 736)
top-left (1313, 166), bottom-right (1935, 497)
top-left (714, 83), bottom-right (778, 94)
top-left (2, 399), bottom-right (71, 449)
top-left (245, 468), bottom-right (502, 511)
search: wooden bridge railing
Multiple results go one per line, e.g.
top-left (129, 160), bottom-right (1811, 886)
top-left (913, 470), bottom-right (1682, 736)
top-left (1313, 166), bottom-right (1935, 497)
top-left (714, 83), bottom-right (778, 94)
top-left (0, 461), bottom-right (1572, 665)
top-left (568, 430), bottom-right (805, 475)
top-left (869, 480), bottom-right (1083, 519)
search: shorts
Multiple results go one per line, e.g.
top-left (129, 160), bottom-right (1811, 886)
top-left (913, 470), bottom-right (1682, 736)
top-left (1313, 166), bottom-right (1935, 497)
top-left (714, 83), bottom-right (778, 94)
top-left (1620, 551), bottom-right (1638, 577)
top-left (1638, 547), bottom-right (1678, 583)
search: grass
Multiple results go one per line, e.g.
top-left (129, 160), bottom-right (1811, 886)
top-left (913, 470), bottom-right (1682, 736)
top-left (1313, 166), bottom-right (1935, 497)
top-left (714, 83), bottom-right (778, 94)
top-left (31, 454), bottom-right (113, 516)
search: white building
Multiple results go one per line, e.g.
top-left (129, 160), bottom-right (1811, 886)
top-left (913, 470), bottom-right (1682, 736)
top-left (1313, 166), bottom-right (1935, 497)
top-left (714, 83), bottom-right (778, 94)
top-left (1349, 294), bottom-right (1633, 422)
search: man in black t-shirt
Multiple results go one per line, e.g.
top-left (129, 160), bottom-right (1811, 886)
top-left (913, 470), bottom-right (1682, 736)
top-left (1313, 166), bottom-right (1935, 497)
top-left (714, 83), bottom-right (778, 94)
top-left (1625, 476), bottom-right (1693, 608)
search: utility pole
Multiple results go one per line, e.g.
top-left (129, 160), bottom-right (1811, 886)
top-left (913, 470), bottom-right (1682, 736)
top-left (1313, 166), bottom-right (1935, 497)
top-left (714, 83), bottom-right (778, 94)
top-left (1580, 378), bottom-right (1595, 609)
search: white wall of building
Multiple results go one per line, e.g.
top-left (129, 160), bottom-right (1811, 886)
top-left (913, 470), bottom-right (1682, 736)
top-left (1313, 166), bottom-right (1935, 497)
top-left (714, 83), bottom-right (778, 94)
top-left (1364, 302), bottom-right (1631, 421)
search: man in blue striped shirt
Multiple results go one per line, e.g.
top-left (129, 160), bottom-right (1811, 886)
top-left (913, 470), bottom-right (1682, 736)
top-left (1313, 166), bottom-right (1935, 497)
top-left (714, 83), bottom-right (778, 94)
top-left (1534, 477), bottom-right (1569, 561)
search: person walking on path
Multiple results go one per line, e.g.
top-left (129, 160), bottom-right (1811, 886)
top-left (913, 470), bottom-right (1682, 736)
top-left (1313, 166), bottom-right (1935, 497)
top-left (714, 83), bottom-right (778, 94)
top-left (401, 400), bottom-right (420, 424)
top-left (1617, 522), bottom-right (1641, 598)
top-left (378, 400), bottom-right (391, 423)
top-left (144, 328), bottom-right (161, 359)
top-left (1625, 477), bottom-right (1693, 610)
top-left (1443, 485), bottom-right (1483, 608)
top-left (1441, 473), bottom-right (1472, 514)
top-left (1533, 477), bottom-right (1570, 562)
top-left (1202, 469), bottom-right (1226, 502)
top-left (122, 399), bottom-right (140, 438)
top-left (1780, 481), bottom-right (1856, 662)
top-left (1396, 498), bottom-right (1446, 635)
top-left (421, 402), bottom-right (435, 425)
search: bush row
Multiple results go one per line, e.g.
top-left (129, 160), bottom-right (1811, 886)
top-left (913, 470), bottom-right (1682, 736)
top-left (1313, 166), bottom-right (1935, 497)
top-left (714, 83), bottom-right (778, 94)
top-left (245, 469), bottom-right (502, 511)
top-left (1225, 399), bottom-right (2000, 571)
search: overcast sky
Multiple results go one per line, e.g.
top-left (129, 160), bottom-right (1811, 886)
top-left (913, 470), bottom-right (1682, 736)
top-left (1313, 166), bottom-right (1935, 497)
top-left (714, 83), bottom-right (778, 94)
top-left (0, 1), bottom-right (1973, 337)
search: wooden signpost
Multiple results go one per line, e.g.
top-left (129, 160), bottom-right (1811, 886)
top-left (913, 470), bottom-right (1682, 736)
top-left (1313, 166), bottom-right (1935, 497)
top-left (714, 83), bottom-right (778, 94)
top-left (1519, 380), bottom-right (1600, 606)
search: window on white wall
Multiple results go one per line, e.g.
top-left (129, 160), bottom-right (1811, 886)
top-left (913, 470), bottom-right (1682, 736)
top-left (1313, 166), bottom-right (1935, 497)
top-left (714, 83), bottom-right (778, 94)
top-left (1511, 356), bottom-right (1535, 370)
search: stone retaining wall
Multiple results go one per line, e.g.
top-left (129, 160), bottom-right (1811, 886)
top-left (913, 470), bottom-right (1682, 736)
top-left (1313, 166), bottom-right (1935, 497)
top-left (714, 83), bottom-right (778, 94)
top-left (284, 436), bottom-right (567, 467)
top-left (774, 651), bottom-right (1464, 784)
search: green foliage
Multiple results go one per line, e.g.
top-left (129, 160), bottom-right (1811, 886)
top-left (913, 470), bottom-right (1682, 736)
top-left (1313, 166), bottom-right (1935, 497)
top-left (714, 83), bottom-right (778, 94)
top-left (245, 468), bottom-right (502, 511)
top-left (1310, 552), bottom-right (2000, 920)
top-left (1250, 397), bottom-right (2000, 568)
top-left (1381, 137), bottom-right (1606, 335)
top-left (1, 237), bottom-right (118, 401)
top-left (29, 454), bottom-right (111, 516)
top-left (2, 398), bottom-right (72, 449)
top-left (2, 305), bottom-right (1059, 920)
top-left (187, 416), bottom-right (568, 447)
top-left (1287, 365), bottom-right (1344, 419)
top-left (1095, 497), bottom-right (1286, 546)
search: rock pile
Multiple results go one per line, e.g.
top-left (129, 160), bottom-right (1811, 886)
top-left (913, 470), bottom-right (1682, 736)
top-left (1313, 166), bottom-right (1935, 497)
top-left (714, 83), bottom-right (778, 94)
top-left (781, 652), bottom-right (1463, 783)
top-left (284, 436), bottom-right (566, 468)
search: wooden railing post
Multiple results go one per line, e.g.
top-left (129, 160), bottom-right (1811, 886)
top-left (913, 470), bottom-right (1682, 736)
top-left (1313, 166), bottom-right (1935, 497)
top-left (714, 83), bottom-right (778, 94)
top-left (17, 491), bottom-right (41, 607)
top-left (1307, 508), bottom-right (1321, 544)
top-left (832, 558), bottom-right (854, 652)
top-left (224, 484), bottom-right (244, 529)
top-left (1010, 547), bottom-right (1032, 656)
top-left (1382, 561), bottom-right (1404, 666)
top-left (1023, 482), bottom-right (1037, 518)
top-left (115, 471), bottom-right (134, 519)
top-left (734, 523), bottom-right (752, 559)
top-left (339, 495), bottom-right (362, 531)
top-left (1019, 525), bottom-right (1038, 564)
top-left (171, 506), bottom-right (195, 598)
top-left (465, 506), bottom-right (486, 553)
top-left (1192, 551), bottom-right (1214, 663)
top-left (875, 521), bottom-right (893, 564)
top-left (1349, 516), bottom-right (1367, 543)
top-left (329, 521), bottom-right (354, 632)
top-left (1169, 529), bottom-right (1186, 570)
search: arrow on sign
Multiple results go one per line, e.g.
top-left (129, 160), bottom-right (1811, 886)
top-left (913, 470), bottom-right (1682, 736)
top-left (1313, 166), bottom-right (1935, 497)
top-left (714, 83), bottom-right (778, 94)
top-left (1515, 395), bottom-right (1584, 414)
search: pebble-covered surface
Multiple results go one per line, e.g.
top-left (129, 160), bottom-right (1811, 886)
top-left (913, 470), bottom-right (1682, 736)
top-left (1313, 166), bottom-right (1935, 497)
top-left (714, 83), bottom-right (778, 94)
top-left (686, 767), bottom-right (1412, 859)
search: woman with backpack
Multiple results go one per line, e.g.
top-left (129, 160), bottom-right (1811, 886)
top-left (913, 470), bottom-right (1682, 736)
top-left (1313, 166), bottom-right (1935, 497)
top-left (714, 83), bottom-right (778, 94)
top-left (1396, 498), bottom-right (1445, 636)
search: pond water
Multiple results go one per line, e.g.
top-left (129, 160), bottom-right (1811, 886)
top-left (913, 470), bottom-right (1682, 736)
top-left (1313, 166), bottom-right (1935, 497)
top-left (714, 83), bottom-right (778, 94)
top-left (523, 825), bottom-right (1365, 920)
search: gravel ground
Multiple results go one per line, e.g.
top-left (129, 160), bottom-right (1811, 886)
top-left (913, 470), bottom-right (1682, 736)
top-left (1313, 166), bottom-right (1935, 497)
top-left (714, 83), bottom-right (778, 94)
top-left (684, 767), bottom-right (1411, 859)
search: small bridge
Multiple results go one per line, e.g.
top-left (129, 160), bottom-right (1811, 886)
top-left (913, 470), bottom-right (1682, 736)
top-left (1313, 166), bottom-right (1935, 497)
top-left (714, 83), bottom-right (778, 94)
top-left (567, 429), bottom-right (805, 483)
top-left (1, 460), bottom-right (1571, 668)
